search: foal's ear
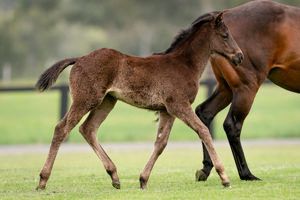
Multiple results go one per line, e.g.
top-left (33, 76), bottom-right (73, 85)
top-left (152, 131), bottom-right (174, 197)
top-left (214, 12), bottom-right (224, 28)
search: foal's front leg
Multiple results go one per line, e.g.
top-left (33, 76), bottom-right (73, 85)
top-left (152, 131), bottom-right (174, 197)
top-left (168, 104), bottom-right (231, 188)
top-left (139, 111), bottom-right (175, 189)
top-left (194, 84), bottom-right (232, 181)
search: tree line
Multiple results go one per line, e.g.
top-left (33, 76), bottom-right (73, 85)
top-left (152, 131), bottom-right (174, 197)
top-left (0, 0), bottom-right (298, 82)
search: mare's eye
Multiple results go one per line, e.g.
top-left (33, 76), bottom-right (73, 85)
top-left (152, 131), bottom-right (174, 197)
top-left (222, 34), bottom-right (228, 40)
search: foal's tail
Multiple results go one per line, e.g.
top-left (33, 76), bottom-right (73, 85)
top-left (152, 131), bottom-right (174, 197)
top-left (36, 58), bottom-right (79, 92)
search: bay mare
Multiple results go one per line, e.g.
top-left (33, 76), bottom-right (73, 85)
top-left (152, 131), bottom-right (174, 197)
top-left (35, 13), bottom-right (243, 190)
top-left (190, 1), bottom-right (300, 182)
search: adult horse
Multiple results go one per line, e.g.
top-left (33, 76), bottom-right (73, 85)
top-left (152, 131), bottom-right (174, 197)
top-left (192, 1), bottom-right (300, 181)
top-left (35, 12), bottom-right (243, 190)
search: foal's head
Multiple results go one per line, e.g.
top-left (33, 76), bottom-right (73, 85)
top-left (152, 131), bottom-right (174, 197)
top-left (207, 12), bottom-right (243, 66)
top-left (156, 12), bottom-right (243, 66)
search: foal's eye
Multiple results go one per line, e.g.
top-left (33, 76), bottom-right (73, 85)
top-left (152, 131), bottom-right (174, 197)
top-left (221, 34), bottom-right (228, 40)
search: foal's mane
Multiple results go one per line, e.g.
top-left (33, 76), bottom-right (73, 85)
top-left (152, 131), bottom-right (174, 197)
top-left (154, 12), bottom-right (220, 55)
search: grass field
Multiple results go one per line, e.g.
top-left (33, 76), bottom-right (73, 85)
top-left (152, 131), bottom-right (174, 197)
top-left (0, 144), bottom-right (299, 199)
top-left (0, 84), bottom-right (299, 144)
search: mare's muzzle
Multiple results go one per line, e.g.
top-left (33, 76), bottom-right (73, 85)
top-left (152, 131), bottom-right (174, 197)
top-left (231, 52), bottom-right (244, 66)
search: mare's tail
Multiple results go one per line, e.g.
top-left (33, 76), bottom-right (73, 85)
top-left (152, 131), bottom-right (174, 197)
top-left (36, 58), bottom-right (79, 92)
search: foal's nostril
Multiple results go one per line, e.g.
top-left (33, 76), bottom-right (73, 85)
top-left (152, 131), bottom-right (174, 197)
top-left (231, 52), bottom-right (244, 66)
top-left (238, 52), bottom-right (244, 62)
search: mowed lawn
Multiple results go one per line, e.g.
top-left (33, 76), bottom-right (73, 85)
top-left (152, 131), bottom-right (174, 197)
top-left (0, 144), bottom-right (299, 199)
top-left (0, 84), bottom-right (299, 144)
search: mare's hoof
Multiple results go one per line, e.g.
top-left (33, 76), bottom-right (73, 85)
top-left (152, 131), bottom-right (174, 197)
top-left (195, 169), bottom-right (207, 181)
top-left (112, 182), bottom-right (121, 189)
top-left (222, 182), bottom-right (232, 188)
top-left (242, 174), bottom-right (262, 181)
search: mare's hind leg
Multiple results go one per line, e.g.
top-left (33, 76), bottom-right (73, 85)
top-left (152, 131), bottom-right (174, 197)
top-left (79, 95), bottom-right (120, 189)
top-left (168, 103), bottom-right (230, 187)
top-left (140, 111), bottom-right (175, 189)
top-left (268, 60), bottom-right (300, 93)
top-left (36, 102), bottom-right (90, 190)
top-left (195, 83), bottom-right (232, 181)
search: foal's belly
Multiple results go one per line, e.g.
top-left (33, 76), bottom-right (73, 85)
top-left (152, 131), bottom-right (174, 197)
top-left (108, 88), bottom-right (166, 111)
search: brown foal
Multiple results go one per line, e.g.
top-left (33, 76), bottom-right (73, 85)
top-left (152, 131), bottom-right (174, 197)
top-left (36, 12), bottom-right (243, 190)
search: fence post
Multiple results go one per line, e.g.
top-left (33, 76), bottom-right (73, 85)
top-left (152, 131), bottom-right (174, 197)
top-left (59, 85), bottom-right (69, 120)
top-left (204, 79), bottom-right (216, 139)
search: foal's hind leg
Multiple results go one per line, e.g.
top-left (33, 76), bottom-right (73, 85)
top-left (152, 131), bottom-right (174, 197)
top-left (36, 102), bottom-right (89, 190)
top-left (140, 111), bottom-right (175, 189)
top-left (79, 95), bottom-right (120, 189)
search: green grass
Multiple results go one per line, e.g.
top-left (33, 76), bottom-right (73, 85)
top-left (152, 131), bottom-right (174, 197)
top-left (0, 84), bottom-right (299, 144)
top-left (0, 145), bottom-right (299, 199)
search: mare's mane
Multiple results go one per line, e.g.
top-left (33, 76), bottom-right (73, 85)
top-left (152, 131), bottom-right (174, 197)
top-left (154, 12), bottom-right (219, 55)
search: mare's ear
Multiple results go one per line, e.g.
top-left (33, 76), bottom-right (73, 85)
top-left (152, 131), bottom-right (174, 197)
top-left (214, 12), bottom-right (224, 28)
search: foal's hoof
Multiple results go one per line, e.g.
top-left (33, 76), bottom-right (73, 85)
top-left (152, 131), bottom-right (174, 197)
top-left (139, 176), bottom-right (148, 189)
top-left (139, 181), bottom-right (147, 189)
top-left (140, 183), bottom-right (147, 190)
top-left (112, 182), bottom-right (121, 189)
top-left (222, 182), bottom-right (232, 188)
top-left (36, 185), bottom-right (46, 190)
top-left (195, 169), bottom-right (207, 181)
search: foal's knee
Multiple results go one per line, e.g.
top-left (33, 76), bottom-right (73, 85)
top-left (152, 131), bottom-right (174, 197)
top-left (199, 126), bottom-right (213, 144)
top-left (154, 138), bottom-right (168, 155)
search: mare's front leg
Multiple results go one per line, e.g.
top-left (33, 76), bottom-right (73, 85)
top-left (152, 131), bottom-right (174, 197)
top-left (223, 88), bottom-right (261, 181)
top-left (195, 84), bottom-right (232, 181)
top-left (139, 111), bottom-right (175, 189)
top-left (168, 103), bottom-right (231, 187)
top-left (79, 95), bottom-right (120, 189)
top-left (36, 102), bottom-right (89, 190)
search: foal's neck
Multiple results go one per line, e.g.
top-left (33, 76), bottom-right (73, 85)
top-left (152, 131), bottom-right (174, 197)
top-left (177, 27), bottom-right (212, 78)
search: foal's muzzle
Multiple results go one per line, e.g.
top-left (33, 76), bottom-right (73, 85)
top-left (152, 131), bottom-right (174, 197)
top-left (231, 52), bottom-right (244, 66)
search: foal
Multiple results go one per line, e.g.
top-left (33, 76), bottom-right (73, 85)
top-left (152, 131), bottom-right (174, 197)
top-left (36, 12), bottom-right (243, 190)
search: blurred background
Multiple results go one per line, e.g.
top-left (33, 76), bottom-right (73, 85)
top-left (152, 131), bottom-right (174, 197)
top-left (0, 0), bottom-right (299, 145)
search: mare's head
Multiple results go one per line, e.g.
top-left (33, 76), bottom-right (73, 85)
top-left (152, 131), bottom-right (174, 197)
top-left (206, 12), bottom-right (243, 66)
